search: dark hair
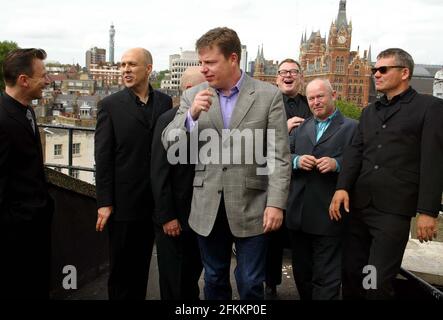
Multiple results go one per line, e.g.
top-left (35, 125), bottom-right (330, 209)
top-left (377, 48), bottom-right (414, 80)
top-left (2, 48), bottom-right (47, 86)
top-left (278, 58), bottom-right (302, 71)
top-left (196, 27), bottom-right (241, 65)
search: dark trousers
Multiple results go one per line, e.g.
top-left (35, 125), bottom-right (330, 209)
top-left (107, 219), bottom-right (154, 300)
top-left (155, 226), bottom-right (203, 300)
top-left (265, 215), bottom-right (289, 288)
top-left (342, 207), bottom-right (411, 300)
top-left (197, 202), bottom-right (267, 300)
top-left (0, 216), bottom-right (52, 299)
top-left (289, 230), bottom-right (342, 300)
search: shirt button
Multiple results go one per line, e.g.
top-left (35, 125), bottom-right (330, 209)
top-left (222, 167), bottom-right (227, 172)
top-left (374, 165), bottom-right (379, 170)
top-left (377, 144), bottom-right (382, 149)
top-left (382, 124), bottom-right (387, 129)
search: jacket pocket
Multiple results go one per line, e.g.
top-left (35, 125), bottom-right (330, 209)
top-left (393, 169), bottom-right (419, 184)
top-left (193, 176), bottom-right (204, 187)
top-left (245, 177), bottom-right (267, 190)
top-left (195, 164), bottom-right (206, 171)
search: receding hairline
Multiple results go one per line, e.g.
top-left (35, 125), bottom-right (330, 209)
top-left (122, 48), bottom-right (153, 65)
top-left (306, 78), bottom-right (334, 95)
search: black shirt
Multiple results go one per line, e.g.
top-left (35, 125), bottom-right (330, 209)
top-left (375, 86), bottom-right (414, 121)
top-left (126, 84), bottom-right (155, 128)
top-left (283, 94), bottom-right (311, 120)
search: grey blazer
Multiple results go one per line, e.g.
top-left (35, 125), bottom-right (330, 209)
top-left (162, 74), bottom-right (291, 237)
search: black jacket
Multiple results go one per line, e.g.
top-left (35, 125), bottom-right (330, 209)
top-left (286, 110), bottom-right (357, 235)
top-left (337, 87), bottom-right (443, 217)
top-left (95, 87), bottom-right (172, 221)
top-left (151, 108), bottom-right (195, 230)
top-left (0, 93), bottom-right (53, 222)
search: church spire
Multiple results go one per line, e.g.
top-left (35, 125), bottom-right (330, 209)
top-left (336, 0), bottom-right (348, 29)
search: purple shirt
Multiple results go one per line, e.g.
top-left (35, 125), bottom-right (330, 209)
top-left (186, 71), bottom-right (245, 130)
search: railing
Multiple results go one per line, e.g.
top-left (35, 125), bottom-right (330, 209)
top-left (38, 124), bottom-right (96, 176)
top-left (399, 267), bottom-right (443, 300)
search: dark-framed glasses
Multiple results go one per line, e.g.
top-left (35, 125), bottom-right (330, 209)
top-left (371, 65), bottom-right (405, 75)
top-left (277, 69), bottom-right (300, 76)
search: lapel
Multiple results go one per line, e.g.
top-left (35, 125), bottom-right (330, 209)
top-left (228, 74), bottom-right (255, 130)
top-left (2, 95), bottom-right (35, 138)
top-left (120, 88), bottom-right (150, 129)
top-left (316, 110), bottom-right (344, 146)
top-left (207, 89), bottom-right (224, 134)
top-left (306, 117), bottom-right (317, 146)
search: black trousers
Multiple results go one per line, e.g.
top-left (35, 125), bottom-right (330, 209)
top-left (155, 226), bottom-right (203, 300)
top-left (289, 230), bottom-right (342, 300)
top-left (0, 215), bottom-right (52, 299)
top-left (265, 217), bottom-right (289, 287)
top-left (342, 206), bottom-right (411, 300)
top-left (107, 219), bottom-right (154, 300)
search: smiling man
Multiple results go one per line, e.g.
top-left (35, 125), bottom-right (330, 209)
top-left (330, 48), bottom-right (443, 299)
top-left (286, 78), bottom-right (357, 300)
top-left (95, 47), bottom-right (172, 300)
top-left (162, 27), bottom-right (291, 300)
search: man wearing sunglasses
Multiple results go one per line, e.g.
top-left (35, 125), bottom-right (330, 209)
top-left (330, 48), bottom-right (443, 299)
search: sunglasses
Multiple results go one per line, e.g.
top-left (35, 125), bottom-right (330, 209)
top-left (371, 65), bottom-right (405, 75)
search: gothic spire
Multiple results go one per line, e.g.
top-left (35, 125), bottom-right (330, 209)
top-left (336, 0), bottom-right (348, 29)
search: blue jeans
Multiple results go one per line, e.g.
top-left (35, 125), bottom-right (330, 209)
top-left (197, 202), bottom-right (267, 300)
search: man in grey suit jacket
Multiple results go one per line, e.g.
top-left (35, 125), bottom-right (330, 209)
top-left (287, 79), bottom-right (357, 300)
top-left (162, 27), bottom-right (291, 300)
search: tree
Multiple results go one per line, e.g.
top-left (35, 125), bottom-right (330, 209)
top-left (0, 41), bottom-right (19, 91)
top-left (336, 99), bottom-right (362, 120)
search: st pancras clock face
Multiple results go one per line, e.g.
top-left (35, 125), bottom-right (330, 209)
top-left (337, 35), bottom-right (346, 44)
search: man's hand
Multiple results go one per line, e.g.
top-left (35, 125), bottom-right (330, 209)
top-left (263, 207), bottom-right (283, 233)
top-left (298, 155), bottom-right (317, 171)
top-left (316, 157), bottom-right (337, 173)
top-left (163, 219), bottom-right (182, 237)
top-left (287, 116), bottom-right (305, 132)
top-left (190, 88), bottom-right (214, 120)
top-left (329, 190), bottom-right (349, 221)
top-left (96, 206), bottom-right (112, 232)
top-left (416, 213), bottom-right (438, 243)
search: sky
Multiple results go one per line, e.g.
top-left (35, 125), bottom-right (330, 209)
top-left (2, 0), bottom-right (443, 71)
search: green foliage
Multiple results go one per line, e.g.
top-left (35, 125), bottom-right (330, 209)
top-left (151, 69), bottom-right (170, 89)
top-left (0, 41), bottom-right (19, 91)
top-left (336, 99), bottom-right (362, 120)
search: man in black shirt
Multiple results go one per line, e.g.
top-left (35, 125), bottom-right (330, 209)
top-left (330, 48), bottom-right (443, 299)
top-left (95, 48), bottom-right (172, 300)
top-left (0, 48), bottom-right (54, 299)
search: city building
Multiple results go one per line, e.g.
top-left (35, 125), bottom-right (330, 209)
top-left (85, 47), bottom-right (106, 70)
top-left (241, 45), bottom-right (248, 73)
top-left (434, 68), bottom-right (443, 99)
top-left (109, 24), bottom-right (115, 64)
top-left (89, 63), bottom-right (122, 86)
top-left (160, 50), bottom-right (200, 90)
top-left (252, 45), bottom-right (279, 85)
top-left (299, 0), bottom-right (373, 107)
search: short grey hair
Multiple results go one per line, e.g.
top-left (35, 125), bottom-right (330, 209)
top-left (377, 48), bottom-right (414, 79)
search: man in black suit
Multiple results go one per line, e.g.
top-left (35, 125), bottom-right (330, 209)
top-left (95, 48), bottom-right (172, 300)
top-left (151, 66), bottom-right (205, 300)
top-left (0, 48), bottom-right (54, 299)
top-left (330, 48), bottom-right (443, 299)
top-left (287, 78), bottom-right (357, 300)
top-left (265, 58), bottom-right (312, 298)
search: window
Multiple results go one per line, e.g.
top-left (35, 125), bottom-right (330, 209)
top-left (70, 169), bottom-right (79, 179)
top-left (54, 144), bottom-right (62, 156)
top-left (72, 143), bottom-right (81, 155)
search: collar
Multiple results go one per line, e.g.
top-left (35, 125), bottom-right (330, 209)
top-left (216, 70), bottom-right (245, 98)
top-left (315, 108), bottom-right (338, 124)
top-left (127, 84), bottom-right (154, 106)
top-left (1, 92), bottom-right (29, 114)
top-left (378, 86), bottom-right (413, 107)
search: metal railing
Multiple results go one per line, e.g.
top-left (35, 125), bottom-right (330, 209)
top-left (38, 123), bottom-right (96, 176)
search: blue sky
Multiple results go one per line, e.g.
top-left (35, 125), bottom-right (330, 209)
top-left (2, 0), bottom-right (442, 70)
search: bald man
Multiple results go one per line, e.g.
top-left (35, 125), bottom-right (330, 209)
top-left (151, 66), bottom-right (205, 300)
top-left (95, 48), bottom-right (172, 300)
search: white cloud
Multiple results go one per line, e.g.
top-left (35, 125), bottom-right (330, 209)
top-left (2, 0), bottom-right (442, 69)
